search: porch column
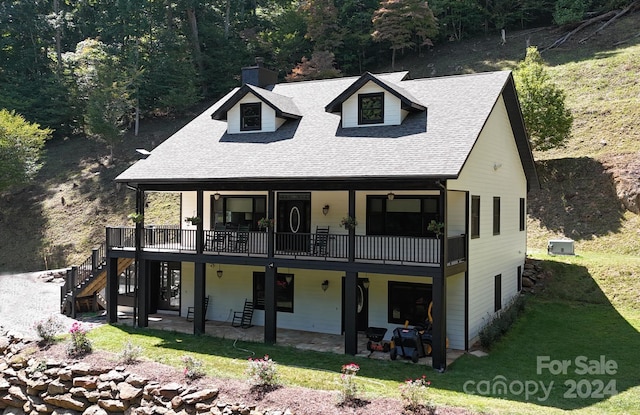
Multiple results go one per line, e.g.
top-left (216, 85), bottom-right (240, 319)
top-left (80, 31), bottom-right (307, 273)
top-left (137, 259), bottom-right (149, 328)
top-left (431, 274), bottom-right (447, 371)
top-left (264, 190), bottom-right (277, 344)
top-left (196, 190), bottom-right (204, 254)
top-left (193, 262), bottom-right (206, 335)
top-left (264, 264), bottom-right (277, 344)
top-left (106, 256), bottom-right (119, 324)
top-left (344, 271), bottom-right (358, 355)
top-left (344, 190), bottom-right (358, 355)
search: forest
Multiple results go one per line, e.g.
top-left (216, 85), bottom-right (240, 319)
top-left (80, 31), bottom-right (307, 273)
top-left (0, 0), bottom-right (630, 140)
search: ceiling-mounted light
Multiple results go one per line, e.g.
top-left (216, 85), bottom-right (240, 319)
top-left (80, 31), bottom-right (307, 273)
top-left (217, 265), bottom-right (223, 278)
top-left (321, 280), bottom-right (329, 292)
top-left (285, 275), bottom-right (293, 284)
top-left (387, 192), bottom-right (395, 200)
top-left (214, 192), bottom-right (221, 200)
top-left (322, 204), bottom-right (330, 216)
top-left (362, 279), bottom-right (370, 289)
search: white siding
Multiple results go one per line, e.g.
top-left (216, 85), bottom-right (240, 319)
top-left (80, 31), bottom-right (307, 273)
top-left (178, 264), bottom-right (469, 343)
top-left (227, 93), bottom-right (282, 134)
top-left (447, 190), bottom-right (466, 236)
top-left (446, 272), bottom-right (465, 350)
top-left (447, 95), bottom-right (527, 346)
top-left (341, 82), bottom-right (403, 127)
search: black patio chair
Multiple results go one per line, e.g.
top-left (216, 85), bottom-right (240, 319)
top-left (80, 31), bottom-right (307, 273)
top-left (233, 225), bottom-right (250, 252)
top-left (312, 226), bottom-right (330, 256)
top-left (186, 295), bottom-right (210, 322)
top-left (231, 298), bottom-right (254, 328)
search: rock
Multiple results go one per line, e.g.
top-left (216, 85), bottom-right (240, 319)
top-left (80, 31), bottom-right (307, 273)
top-left (99, 371), bottom-right (125, 383)
top-left (522, 276), bottom-right (534, 288)
top-left (47, 380), bottom-right (68, 396)
top-left (73, 377), bottom-right (97, 390)
top-left (82, 404), bottom-right (108, 415)
top-left (97, 399), bottom-right (128, 412)
top-left (117, 383), bottom-right (142, 401)
top-left (43, 394), bottom-right (88, 411)
top-left (157, 383), bottom-right (183, 399)
top-left (124, 374), bottom-right (147, 388)
top-left (181, 389), bottom-right (218, 405)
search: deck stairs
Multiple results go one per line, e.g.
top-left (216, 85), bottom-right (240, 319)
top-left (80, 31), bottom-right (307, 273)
top-left (60, 244), bottom-right (133, 317)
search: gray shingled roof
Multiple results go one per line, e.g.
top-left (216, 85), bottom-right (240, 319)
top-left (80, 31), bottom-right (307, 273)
top-left (116, 70), bottom-right (533, 185)
top-left (211, 84), bottom-right (302, 121)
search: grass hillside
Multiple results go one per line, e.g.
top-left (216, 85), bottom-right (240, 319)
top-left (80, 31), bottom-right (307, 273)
top-left (0, 12), bottom-right (639, 271)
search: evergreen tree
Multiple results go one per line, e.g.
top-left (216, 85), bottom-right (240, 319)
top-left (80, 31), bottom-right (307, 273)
top-left (514, 47), bottom-right (573, 151)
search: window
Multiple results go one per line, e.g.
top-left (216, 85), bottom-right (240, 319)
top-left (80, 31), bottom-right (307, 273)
top-left (517, 266), bottom-right (522, 292)
top-left (493, 197), bottom-right (501, 235)
top-left (253, 272), bottom-right (294, 313)
top-left (118, 262), bottom-right (136, 296)
top-left (471, 195), bottom-right (480, 239)
top-left (211, 195), bottom-right (266, 230)
top-left (366, 196), bottom-right (439, 236)
top-left (358, 92), bottom-right (384, 124)
top-left (494, 274), bottom-right (502, 312)
top-left (240, 102), bottom-right (261, 131)
top-left (519, 198), bottom-right (526, 231)
top-left (388, 282), bottom-right (432, 325)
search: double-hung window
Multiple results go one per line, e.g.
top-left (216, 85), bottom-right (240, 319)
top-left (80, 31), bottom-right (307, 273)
top-left (240, 102), bottom-right (261, 131)
top-left (358, 92), bottom-right (384, 125)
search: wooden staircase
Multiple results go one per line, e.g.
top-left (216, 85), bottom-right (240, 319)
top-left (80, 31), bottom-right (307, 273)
top-left (60, 245), bottom-right (133, 317)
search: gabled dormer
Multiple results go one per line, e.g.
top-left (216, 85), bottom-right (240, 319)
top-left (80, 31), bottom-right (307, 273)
top-left (211, 84), bottom-right (302, 134)
top-left (325, 72), bottom-right (426, 128)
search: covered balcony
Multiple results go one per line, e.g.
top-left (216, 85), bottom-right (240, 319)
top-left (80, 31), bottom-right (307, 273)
top-left (106, 226), bottom-right (466, 267)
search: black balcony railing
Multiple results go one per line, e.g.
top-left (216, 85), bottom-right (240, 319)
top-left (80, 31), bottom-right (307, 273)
top-left (106, 227), bottom-right (467, 266)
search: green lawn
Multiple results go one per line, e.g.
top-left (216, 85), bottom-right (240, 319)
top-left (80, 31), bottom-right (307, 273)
top-left (87, 252), bottom-right (640, 414)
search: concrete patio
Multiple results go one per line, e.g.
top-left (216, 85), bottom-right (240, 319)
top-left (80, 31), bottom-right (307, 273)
top-left (113, 310), bottom-right (464, 367)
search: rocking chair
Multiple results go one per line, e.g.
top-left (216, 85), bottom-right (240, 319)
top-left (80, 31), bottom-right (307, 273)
top-left (231, 299), bottom-right (254, 328)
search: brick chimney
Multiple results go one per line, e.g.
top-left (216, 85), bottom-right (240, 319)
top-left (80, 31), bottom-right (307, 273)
top-left (241, 57), bottom-right (278, 88)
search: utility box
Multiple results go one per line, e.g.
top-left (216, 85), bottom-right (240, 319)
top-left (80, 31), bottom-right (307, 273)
top-left (547, 239), bottom-right (575, 255)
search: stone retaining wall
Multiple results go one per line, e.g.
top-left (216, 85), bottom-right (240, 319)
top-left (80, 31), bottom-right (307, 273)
top-left (0, 329), bottom-right (291, 415)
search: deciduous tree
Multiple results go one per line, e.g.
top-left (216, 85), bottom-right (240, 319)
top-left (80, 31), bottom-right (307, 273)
top-left (0, 110), bottom-right (51, 192)
top-left (372, 0), bottom-right (438, 69)
top-left (514, 46), bottom-right (573, 151)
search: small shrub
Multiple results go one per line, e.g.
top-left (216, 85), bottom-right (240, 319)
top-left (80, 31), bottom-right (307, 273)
top-left (479, 295), bottom-right (527, 349)
top-left (246, 354), bottom-right (279, 387)
top-left (26, 358), bottom-right (48, 374)
top-left (182, 355), bottom-right (205, 380)
top-left (337, 363), bottom-right (360, 404)
top-left (66, 322), bottom-right (92, 357)
top-left (400, 375), bottom-right (433, 413)
top-left (34, 316), bottom-right (64, 344)
top-left (117, 339), bottom-right (143, 364)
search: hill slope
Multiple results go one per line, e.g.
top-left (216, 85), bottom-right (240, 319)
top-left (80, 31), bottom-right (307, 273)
top-left (1, 12), bottom-right (639, 272)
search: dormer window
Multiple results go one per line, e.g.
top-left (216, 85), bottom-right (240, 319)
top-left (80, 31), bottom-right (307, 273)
top-left (241, 102), bottom-right (261, 131)
top-left (358, 92), bottom-right (384, 125)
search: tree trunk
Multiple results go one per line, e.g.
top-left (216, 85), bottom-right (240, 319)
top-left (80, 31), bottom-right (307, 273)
top-left (53, 0), bottom-right (63, 75)
top-left (186, 8), bottom-right (206, 94)
top-left (224, 0), bottom-right (230, 38)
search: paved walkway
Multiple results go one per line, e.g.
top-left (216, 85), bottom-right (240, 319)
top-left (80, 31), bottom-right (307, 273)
top-left (0, 271), bottom-right (463, 367)
top-left (116, 311), bottom-right (464, 366)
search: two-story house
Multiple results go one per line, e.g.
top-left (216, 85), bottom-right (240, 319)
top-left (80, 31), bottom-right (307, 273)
top-left (105, 61), bottom-right (538, 371)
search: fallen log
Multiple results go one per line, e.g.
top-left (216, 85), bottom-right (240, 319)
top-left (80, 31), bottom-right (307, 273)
top-left (542, 10), bottom-right (617, 51)
top-left (579, 1), bottom-right (640, 43)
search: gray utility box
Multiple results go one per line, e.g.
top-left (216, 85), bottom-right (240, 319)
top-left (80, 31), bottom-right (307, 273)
top-left (547, 239), bottom-right (575, 255)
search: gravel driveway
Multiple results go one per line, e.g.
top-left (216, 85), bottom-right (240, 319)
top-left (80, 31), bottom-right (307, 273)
top-left (0, 270), bottom-right (78, 340)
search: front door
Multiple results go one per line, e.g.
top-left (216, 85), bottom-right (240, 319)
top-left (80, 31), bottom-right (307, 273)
top-left (277, 193), bottom-right (311, 252)
top-left (158, 262), bottom-right (181, 311)
top-left (342, 278), bottom-right (369, 332)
